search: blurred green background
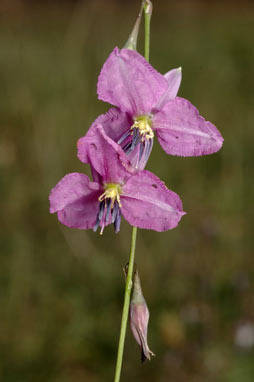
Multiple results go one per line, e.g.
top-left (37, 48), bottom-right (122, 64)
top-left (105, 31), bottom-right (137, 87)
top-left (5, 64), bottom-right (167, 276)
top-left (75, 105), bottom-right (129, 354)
top-left (0, 0), bottom-right (253, 381)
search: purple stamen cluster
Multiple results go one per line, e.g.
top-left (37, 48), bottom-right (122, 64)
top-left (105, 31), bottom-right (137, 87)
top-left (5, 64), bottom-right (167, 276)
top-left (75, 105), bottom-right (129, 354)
top-left (93, 199), bottom-right (121, 234)
top-left (118, 127), bottom-right (153, 169)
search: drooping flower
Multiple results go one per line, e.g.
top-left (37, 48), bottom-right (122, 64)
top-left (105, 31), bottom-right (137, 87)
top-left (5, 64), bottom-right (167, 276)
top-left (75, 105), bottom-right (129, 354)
top-left (130, 267), bottom-right (155, 362)
top-left (49, 124), bottom-right (185, 234)
top-left (94, 47), bottom-right (223, 170)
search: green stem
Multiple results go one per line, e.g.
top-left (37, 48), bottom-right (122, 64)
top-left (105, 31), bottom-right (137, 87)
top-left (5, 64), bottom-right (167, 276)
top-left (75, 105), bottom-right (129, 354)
top-left (113, 226), bottom-right (137, 382)
top-left (144, 0), bottom-right (152, 62)
top-left (113, 2), bottom-right (152, 381)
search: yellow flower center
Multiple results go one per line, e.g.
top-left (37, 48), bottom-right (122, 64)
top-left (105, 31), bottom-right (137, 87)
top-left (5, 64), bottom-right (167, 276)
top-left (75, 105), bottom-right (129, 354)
top-left (131, 115), bottom-right (154, 141)
top-left (98, 183), bottom-right (122, 208)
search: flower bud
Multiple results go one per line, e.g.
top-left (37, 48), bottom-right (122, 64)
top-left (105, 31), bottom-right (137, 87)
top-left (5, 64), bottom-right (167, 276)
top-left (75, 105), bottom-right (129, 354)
top-left (130, 268), bottom-right (155, 362)
top-left (124, 1), bottom-right (144, 50)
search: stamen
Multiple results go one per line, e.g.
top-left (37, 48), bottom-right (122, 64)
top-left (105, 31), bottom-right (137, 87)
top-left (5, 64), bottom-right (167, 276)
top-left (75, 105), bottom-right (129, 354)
top-left (118, 129), bottom-right (131, 145)
top-left (139, 141), bottom-right (145, 162)
top-left (143, 138), bottom-right (153, 164)
top-left (98, 201), bottom-right (105, 220)
top-left (111, 201), bottom-right (119, 223)
top-left (93, 201), bottom-right (105, 232)
top-left (105, 198), bottom-right (111, 223)
top-left (125, 143), bottom-right (135, 155)
top-left (130, 127), bottom-right (138, 150)
top-left (122, 140), bottom-right (132, 153)
top-left (95, 183), bottom-right (122, 234)
top-left (131, 127), bottom-right (141, 150)
top-left (93, 217), bottom-right (100, 232)
top-left (149, 138), bottom-right (154, 155)
top-left (118, 116), bottom-right (154, 170)
top-left (100, 222), bottom-right (105, 235)
top-left (114, 209), bottom-right (121, 233)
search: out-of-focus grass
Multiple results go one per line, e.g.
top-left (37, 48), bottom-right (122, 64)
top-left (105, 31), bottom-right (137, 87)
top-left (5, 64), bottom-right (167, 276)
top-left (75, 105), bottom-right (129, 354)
top-left (0, 1), bottom-right (253, 381)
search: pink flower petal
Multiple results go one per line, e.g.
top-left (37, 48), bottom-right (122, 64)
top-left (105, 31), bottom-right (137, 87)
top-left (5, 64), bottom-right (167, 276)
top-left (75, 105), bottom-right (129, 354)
top-left (164, 67), bottom-right (182, 91)
top-left (121, 170), bottom-right (185, 232)
top-left (97, 47), bottom-right (168, 116)
top-left (78, 124), bottom-right (134, 184)
top-left (49, 173), bottom-right (101, 229)
top-left (78, 108), bottom-right (148, 171)
top-left (154, 97), bottom-right (223, 156)
top-left (78, 109), bottom-right (132, 161)
top-left (152, 67), bottom-right (182, 112)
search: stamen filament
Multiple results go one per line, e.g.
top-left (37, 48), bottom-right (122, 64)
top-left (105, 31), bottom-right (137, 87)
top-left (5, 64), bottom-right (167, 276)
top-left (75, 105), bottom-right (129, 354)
top-left (105, 198), bottom-right (111, 223)
top-left (112, 201), bottom-right (119, 223)
top-left (94, 184), bottom-right (122, 234)
top-left (139, 141), bottom-right (145, 162)
top-left (114, 209), bottom-right (122, 233)
top-left (118, 130), bottom-right (131, 145)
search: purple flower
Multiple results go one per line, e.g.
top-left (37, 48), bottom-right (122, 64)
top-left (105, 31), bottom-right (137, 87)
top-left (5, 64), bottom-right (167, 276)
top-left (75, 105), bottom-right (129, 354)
top-left (49, 125), bottom-right (185, 234)
top-left (94, 47), bottom-right (223, 169)
top-left (130, 268), bottom-right (155, 362)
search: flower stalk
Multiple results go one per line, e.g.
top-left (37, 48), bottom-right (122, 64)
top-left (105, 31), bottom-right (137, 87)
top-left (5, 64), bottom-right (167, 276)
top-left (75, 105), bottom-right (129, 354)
top-left (114, 227), bottom-right (137, 382)
top-left (113, 2), bottom-right (152, 381)
top-left (144, 0), bottom-right (152, 61)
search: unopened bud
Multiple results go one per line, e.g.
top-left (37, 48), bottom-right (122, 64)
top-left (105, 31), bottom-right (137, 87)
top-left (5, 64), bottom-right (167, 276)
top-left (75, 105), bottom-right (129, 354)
top-left (124, 1), bottom-right (145, 50)
top-left (130, 268), bottom-right (155, 362)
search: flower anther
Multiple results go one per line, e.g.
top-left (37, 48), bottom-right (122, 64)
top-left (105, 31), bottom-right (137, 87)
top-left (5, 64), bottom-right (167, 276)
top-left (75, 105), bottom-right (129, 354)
top-left (131, 115), bottom-right (154, 142)
top-left (98, 183), bottom-right (122, 208)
